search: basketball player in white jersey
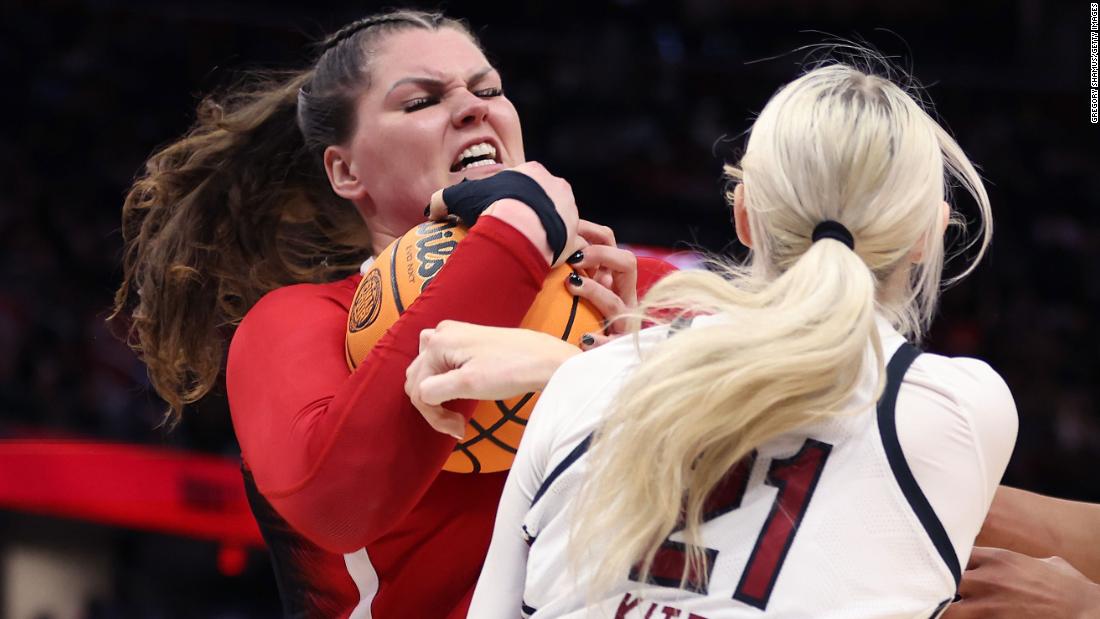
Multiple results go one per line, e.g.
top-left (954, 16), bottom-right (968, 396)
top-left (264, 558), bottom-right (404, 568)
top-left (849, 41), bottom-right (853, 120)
top-left (408, 60), bottom-right (1017, 617)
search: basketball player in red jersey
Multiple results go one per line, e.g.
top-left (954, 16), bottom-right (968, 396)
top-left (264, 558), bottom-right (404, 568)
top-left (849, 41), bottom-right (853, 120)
top-left (111, 10), bottom-right (675, 618)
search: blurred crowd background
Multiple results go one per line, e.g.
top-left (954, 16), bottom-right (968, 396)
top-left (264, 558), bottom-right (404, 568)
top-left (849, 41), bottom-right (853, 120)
top-left (2, 0), bottom-right (1097, 616)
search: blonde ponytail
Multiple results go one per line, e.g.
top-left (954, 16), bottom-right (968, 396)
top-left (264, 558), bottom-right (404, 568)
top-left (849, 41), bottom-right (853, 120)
top-left (570, 58), bottom-right (992, 597)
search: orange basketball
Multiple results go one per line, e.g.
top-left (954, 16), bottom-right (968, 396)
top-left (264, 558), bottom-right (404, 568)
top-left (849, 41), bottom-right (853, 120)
top-left (345, 218), bottom-right (603, 473)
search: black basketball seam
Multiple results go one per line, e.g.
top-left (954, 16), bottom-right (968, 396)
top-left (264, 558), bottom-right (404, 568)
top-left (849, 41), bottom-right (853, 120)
top-left (497, 395), bottom-right (532, 427)
top-left (493, 393), bottom-right (534, 426)
top-left (459, 394), bottom-right (533, 453)
top-left (561, 294), bottom-right (580, 340)
top-left (450, 440), bottom-right (480, 474)
top-left (389, 236), bottom-right (405, 315)
top-left (464, 418), bottom-right (515, 453)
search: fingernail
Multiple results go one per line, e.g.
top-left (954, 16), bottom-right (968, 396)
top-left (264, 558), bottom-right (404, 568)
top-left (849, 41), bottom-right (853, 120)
top-left (447, 422), bottom-right (466, 440)
top-left (580, 333), bottom-right (595, 347)
top-left (566, 250), bottom-right (584, 265)
top-left (568, 272), bottom-right (583, 287)
top-left (424, 204), bottom-right (431, 216)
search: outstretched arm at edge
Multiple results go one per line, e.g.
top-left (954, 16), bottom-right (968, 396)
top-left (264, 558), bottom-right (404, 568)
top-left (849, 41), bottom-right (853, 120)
top-left (978, 485), bottom-right (1100, 583)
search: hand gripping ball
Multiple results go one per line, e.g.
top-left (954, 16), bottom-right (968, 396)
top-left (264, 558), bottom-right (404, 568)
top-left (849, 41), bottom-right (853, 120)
top-left (345, 218), bottom-right (603, 473)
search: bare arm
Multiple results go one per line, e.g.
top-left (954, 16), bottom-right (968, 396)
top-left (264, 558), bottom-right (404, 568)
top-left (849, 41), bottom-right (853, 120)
top-left (978, 485), bottom-right (1100, 583)
top-left (943, 547), bottom-right (1100, 619)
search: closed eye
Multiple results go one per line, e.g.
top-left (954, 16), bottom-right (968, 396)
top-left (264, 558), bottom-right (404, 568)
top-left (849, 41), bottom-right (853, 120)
top-left (403, 87), bottom-right (501, 112)
top-left (403, 96), bottom-right (439, 112)
top-left (474, 87), bottom-right (503, 98)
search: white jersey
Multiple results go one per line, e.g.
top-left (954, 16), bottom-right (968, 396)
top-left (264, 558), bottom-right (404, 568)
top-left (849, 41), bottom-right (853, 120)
top-left (469, 315), bottom-right (1017, 619)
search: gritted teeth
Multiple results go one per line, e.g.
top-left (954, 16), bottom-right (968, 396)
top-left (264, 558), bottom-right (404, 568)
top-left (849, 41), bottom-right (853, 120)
top-left (462, 159), bottom-right (496, 170)
top-left (459, 142), bottom-right (497, 162)
top-left (450, 142), bottom-right (499, 172)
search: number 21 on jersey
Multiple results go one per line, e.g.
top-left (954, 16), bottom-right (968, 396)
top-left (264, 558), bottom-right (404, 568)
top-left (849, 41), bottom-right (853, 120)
top-left (629, 439), bottom-right (833, 610)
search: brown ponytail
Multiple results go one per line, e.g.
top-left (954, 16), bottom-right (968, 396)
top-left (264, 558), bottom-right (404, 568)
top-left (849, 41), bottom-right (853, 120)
top-left (110, 10), bottom-right (478, 425)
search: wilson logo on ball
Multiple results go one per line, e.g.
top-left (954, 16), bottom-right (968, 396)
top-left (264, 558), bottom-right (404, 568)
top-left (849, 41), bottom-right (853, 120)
top-left (414, 220), bottom-right (459, 289)
top-left (345, 218), bottom-right (603, 474)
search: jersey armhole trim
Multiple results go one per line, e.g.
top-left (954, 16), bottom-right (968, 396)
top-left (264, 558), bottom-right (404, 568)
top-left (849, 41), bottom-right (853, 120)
top-left (928, 597), bottom-right (952, 618)
top-left (876, 342), bottom-right (963, 586)
top-left (530, 432), bottom-right (593, 507)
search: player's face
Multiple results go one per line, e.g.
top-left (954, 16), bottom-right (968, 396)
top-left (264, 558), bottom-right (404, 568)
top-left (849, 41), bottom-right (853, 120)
top-left (346, 28), bottom-right (525, 232)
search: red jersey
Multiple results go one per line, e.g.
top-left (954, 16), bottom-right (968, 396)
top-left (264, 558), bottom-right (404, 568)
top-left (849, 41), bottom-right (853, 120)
top-left (227, 216), bottom-right (676, 618)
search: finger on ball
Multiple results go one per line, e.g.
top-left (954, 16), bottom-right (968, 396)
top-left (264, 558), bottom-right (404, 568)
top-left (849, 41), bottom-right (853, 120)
top-left (428, 189), bottom-right (448, 220)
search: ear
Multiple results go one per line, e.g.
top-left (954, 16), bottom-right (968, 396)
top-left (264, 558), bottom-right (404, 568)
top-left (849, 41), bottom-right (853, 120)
top-left (733, 183), bottom-right (753, 248)
top-left (910, 200), bottom-right (951, 263)
top-left (324, 145), bottom-right (368, 202)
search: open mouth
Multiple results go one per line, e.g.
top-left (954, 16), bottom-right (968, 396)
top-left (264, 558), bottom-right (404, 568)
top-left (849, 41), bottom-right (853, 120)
top-left (450, 141), bottom-right (501, 173)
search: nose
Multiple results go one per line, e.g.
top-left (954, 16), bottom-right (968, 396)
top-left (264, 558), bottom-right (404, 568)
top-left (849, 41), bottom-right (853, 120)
top-left (451, 90), bottom-right (490, 128)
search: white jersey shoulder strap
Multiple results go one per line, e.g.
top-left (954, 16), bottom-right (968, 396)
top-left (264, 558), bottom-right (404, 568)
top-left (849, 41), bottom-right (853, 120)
top-left (877, 342), bottom-right (962, 589)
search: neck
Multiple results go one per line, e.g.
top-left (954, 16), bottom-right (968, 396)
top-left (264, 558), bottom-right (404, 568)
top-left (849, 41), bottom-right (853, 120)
top-left (364, 214), bottom-right (419, 258)
top-left (369, 229), bottom-right (398, 257)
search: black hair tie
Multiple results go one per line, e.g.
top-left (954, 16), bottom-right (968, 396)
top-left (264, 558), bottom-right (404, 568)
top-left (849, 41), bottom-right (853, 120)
top-left (811, 220), bottom-right (855, 250)
top-left (441, 171), bottom-right (568, 263)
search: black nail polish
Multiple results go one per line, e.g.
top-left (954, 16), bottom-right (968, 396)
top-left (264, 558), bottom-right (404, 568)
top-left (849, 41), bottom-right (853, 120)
top-left (424, 205), bottom-right (431, 217)
top-left (568, 272), bottom-right (583, 287)
top-left (580, 333), bottom-right (595, 347)
top-left (566, 250), bottom-right (584, 265)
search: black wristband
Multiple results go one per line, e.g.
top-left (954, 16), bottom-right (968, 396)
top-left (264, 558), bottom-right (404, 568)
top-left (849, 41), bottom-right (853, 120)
top-left (441, 171), bottom-right (568, 263)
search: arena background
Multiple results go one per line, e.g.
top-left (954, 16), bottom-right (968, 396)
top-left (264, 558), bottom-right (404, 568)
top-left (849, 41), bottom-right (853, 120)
top-left (2, 0), bottom-right (1097, 616)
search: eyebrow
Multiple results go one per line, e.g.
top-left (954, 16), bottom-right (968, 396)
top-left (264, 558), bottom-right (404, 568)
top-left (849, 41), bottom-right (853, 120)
top-left (386, 66), bottom-right (497, 95)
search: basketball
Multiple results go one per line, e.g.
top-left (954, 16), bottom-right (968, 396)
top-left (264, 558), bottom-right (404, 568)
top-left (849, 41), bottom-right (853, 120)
top-left (345, 218), bottom-right (603, 473)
